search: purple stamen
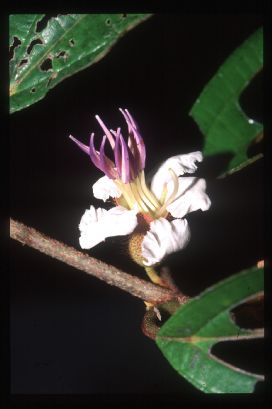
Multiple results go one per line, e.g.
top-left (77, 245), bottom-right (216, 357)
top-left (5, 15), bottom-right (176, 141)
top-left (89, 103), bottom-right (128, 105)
top-left (89, 133), bottom-right (102, 170)
top-left (124, 109), bottom-right (138, 130)
top-left (127, 134), bottom-right (140, 169)
top-left (69, 109), bottom-right (147, 183)
top-left (95, 115), bottom-right (115, 149)
top-left (114, 131), bottom-right (122, 177)
top-left (119, 108), bottom-right (133, 133)
top-left (127, 148), bottom-right (137, 181)
top-left (110, 127), bottom-right (121, 138)
top-left (119, 134), bottom-right (130, 183)
top-left (99, 135), bottom-right (117, 179)
top-left (69, 134), bottom-right (89, 155)
top-left (119, 108), bottom-right (146, 171)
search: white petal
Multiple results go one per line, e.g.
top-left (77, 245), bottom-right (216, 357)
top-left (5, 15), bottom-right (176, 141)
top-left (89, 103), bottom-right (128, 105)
top-left (92, 175), bottom-right (121, 201)
top-left (142, 218), bottom-right (190, 266)
top-left (79, 206), bottom-right (108, 249)
top-left (151, 151), bottom-right (203, 199)
top-left (166, 177), bottom-right (211, 218)
top-left (78, 205), bottom-right (137, 249)
top-left (104, 206), bottom-right (138, 237)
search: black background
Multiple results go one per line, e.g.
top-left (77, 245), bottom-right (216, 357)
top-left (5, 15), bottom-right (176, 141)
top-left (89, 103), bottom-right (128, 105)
top-left (10, 14), bottom-right (264, 395)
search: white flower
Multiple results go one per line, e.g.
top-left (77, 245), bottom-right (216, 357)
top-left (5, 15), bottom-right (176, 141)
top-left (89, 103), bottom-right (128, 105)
top-left (70, 109), bottom-right (211, 266)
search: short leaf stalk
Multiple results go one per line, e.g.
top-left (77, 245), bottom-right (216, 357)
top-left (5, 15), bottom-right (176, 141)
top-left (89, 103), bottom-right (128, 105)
top-left (145, 266), bottom-right (167, 287)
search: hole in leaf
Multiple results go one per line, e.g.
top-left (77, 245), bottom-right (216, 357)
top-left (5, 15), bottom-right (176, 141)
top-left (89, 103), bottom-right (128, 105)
top-left (231, 294), bottom-right (264, 329)
top-left (106, 18), bottom-right (111, 26)
top-left (56, 50), bottom-right (68, 59)
top-left (239, 71), bottom-right (263, 124)
top-left (18, 58), bottom-right (28, 67)
top-left (122, 13), bottom-right (127, 18)
top-left (36, 14), bottom-right (58, 32)
top-left (9, 36), bottom-right (21, 60)
top-left (212, 338), bottom-right (264, 375)
top-left (31, 88), bottom-right (36, 93)
top-left (69, 39), bottom-right (75, 47)
top-left (40, 58), bottom-right (53, 71)
top-left (27, 38), bottom-right (43, 54)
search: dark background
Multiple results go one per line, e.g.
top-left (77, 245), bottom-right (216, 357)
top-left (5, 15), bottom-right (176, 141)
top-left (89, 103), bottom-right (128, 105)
top-left (10, 14), bottom-right (264, 395)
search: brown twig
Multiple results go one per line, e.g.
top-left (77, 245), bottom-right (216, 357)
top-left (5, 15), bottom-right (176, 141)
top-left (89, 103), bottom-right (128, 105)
top-left (160, 266), bottom-right (190, 305)
top-left (10, 218), bottom-right (180, 305)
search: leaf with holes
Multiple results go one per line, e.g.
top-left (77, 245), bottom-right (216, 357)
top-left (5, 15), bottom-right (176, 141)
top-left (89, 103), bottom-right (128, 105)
top-left (156, 266), bottom-right (264, 393)
top-left (9, 14), bottom-right (151, 113)
top-left (190, 28), bottom-right (263, 176)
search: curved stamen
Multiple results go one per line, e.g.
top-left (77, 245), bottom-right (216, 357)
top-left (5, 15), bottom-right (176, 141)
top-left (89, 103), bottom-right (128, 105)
top-left (127, 146), bottom-right (137, 180)
top-left (114, 180), bottom-right (136, 210)
top-left (110, 127), bottom-right (121, 138)
top-left (119, 134), bottom-right (130, 183)
top-left (159, 183), bottom-right (168, 205)
top-left (70, 110), bottom-right (147, 190)
top-left (129, 182), bottom-right (149, 212)
top-left (164, 169), bottom-right (179, 207)
top-left (69, 134), bottom-right (89, 155)
top-left (99, 135), bottom-right (117, 179)
top-left (119, 108), bottom-right (134, 132)
top-left (95, 115), bottom-right (115, 149)
top-left (135, 176), bottom-right (157, 212)
top-left (89, 133), bottom-right (103, 170)
top-left (114, 131), bottom-right (122, 178)
top-left (125, 108), bottom-right (146, 168)
top-left (139, 171), bottom-right (161, 209)
top-left (127, 132), bottom-right (141, 175)
top-left (114, 129), bottom-right (136, 182)
top-left (119, 108), bottom-right (146, 170)
top-left (156, 168), bottom-right (179, 217)
top-left (124, 109), bottom-right (138, 130)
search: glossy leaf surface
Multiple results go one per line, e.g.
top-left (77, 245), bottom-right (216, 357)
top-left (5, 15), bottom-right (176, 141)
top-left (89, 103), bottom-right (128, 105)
top-left (190, 28), bottom-right (263, 175)
top-left (156, 266), bottom-right (264, 393)
top-left (9, 14), bottom-right (150, 113)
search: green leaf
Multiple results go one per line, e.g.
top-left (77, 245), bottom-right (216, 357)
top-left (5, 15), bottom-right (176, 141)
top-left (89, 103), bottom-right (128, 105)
top-left (190, 28), bottom-right (263, 175)
top-left (156, 266), bottom-right (264, 393)
top-left (9, 14), bottom-right (151, 113)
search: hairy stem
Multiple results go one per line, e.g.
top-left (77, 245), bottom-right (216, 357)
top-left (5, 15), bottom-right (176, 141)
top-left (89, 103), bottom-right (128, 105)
top-left (10, 218), bottom-right (181, 305)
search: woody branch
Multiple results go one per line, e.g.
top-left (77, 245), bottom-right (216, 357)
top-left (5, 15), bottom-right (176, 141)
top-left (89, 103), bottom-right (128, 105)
top-left (10, 218), bottom-right (188, 305)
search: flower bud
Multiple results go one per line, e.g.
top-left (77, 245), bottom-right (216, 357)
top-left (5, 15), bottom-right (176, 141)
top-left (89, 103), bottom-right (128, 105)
top-left (128, 232), bottom-right (145, 266)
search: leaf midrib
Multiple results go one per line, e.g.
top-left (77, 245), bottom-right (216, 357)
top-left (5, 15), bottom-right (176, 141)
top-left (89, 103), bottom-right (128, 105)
top-left (157, 327), bottom-right (263, 343)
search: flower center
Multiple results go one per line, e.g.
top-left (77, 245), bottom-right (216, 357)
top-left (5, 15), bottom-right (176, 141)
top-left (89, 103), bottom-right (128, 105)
top-left (114, 171), bottom-right (160, 217)
top-left (115, 168), bottom-right (179, 221)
